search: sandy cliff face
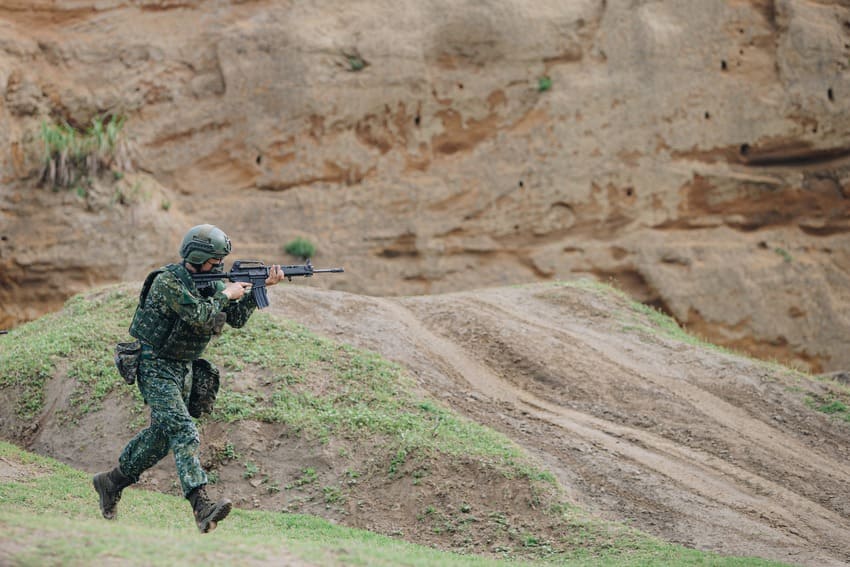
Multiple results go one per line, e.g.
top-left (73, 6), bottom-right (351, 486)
top-left (1, 0), bottom-right (850, 371)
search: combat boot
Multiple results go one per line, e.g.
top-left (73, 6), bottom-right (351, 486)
top-left (92, 467), bottom-right (133, 520)
top-left (187, 485), bottom-right (232, 533)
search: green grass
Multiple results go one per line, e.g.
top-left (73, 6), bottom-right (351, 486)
top-left (805, 394), bottom-right (850, 422)
top-left (0, 286), bottom-right (143, 422)
top-left (39, 115), bottom-right (132, 190)
top-left (0, 441), bottom-right (788, 566)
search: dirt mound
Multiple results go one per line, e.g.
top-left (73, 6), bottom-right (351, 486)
top-left (4, 281), bottom-right (850, 565)
top-left (270, 282), bottom-right (850, 566)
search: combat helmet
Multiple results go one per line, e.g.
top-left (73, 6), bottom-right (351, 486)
top-left (180, 224), bottom-right (232, 264)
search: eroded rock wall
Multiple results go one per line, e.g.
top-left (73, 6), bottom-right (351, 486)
top-left (1, 0), bottom-right (849, 371)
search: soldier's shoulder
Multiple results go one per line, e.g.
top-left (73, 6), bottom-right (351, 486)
top-left (150, 267), bottom-right (187, 294)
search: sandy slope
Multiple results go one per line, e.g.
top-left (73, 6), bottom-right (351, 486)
top-left (269, 281), bottom-right (850, 567)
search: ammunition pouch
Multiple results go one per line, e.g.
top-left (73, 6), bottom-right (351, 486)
top-left (211, 311), bottom-right (227, 336)
top-left (114, 340), bottom-right (142, 385)
top-left (188, 358), bottom-right (220, 418)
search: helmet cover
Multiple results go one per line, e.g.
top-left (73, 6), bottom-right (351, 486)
top-left (179, 224), bottom-right (232, 264)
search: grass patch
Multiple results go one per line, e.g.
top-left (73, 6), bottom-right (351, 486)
top-left (284, 236), bottom-right (316, 260)
top-left (38, 115), bottom-right (134, 191)
top-left (805, 393), bottom-right (850, 422)
top-left (0, 441), bottom-right (789, 566)
top-left (0, 286), bottom-right (143, 422)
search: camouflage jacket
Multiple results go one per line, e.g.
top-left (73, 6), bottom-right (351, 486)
top-left (129, 263), bottom-right (256, 360)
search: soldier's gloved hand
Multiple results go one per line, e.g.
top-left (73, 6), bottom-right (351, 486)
top-left (223, 281), bottom-right (251, 300)
top-left (266, 265), bottom-right (285, 286)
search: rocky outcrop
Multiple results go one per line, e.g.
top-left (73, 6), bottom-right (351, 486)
top-left (1, 0), bottom-right (849, 371)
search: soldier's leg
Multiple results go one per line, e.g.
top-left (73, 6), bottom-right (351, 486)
top-left (94, 357), bottom-right (168, 520)
top-left (135, 357), bottom-right (208, 496)
top-left (117, 357), bottom-right (174, 481)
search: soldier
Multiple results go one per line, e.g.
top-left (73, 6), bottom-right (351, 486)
top-left (93, 224), bottom-right (285, 533)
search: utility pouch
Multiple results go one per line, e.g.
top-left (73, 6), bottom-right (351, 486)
top-left (211, 311), bottom-right (227, 336)
top-left (114, 340), bottom-right (142, 385)
top-left (188, 358), bottom-right (220, 418)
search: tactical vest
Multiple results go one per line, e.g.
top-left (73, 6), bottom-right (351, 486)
top-left (129, 264), bottom-right (222, 361)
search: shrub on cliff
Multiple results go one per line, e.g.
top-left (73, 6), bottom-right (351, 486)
top-left (38, 115), bottom-right (134, 191)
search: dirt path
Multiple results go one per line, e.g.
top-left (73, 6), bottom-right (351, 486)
top-left (271, 282), bottom-right (850, 566)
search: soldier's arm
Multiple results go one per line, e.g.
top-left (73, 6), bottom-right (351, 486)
top-left (224, 291), bottom-right (257, 328)
top-left (155, 271), bottom-right (230, 326)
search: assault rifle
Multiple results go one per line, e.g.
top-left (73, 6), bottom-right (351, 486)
top-left (191, 259), bottom-right (344, 309)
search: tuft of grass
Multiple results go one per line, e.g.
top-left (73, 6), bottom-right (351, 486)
top-left (774, 247), bottom-right (793, 263)
top-left (805, 394), bottom-right (850, 422)
top-left (38, 115), bottom-right (134, 190)
top-left (537, 76), bottom-right (552, 93)
top-left (284, 236), bottom-right (316, 260)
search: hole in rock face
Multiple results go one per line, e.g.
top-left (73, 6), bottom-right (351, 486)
top-left (518, 180), bottom-right (524, 188)
top-left (740, 143), bottom-right (750, 156)
top-left (256, 155), bottom-right (262, 165)
top-left (721, 60), bottom-right (728, 71)
top-left (827, 88), bottom-right (834, 102)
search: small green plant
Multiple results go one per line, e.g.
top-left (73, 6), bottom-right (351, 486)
top-left (388, 448), bottom-right (407, 476)
top-left (284, 237), bottom-right (316, 260)
top-left (286, 467), bottom-right (318, 489)
top-left (38, 115), bottom-right (133, 190)
top-left (820, 400), bottom-right (848, 414)
top-left (537, 75), bottom-right (552, 93)
top-left (323, 485), bottom-right (344, 504)
top-left (343, 49), bottom-right (368, 72)
top-left (223, 442), bottom-right (239, 459)
top-left (774, 247), bottom-right (793, 263)
top-left (243, 460), bottom-right (259, 479)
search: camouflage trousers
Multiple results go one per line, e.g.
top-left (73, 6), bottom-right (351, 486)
top-left (118, 354), bottom-right (208, 497)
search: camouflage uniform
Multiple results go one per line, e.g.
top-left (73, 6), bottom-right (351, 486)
top-left (118, 263), bottom-right (256, 497)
